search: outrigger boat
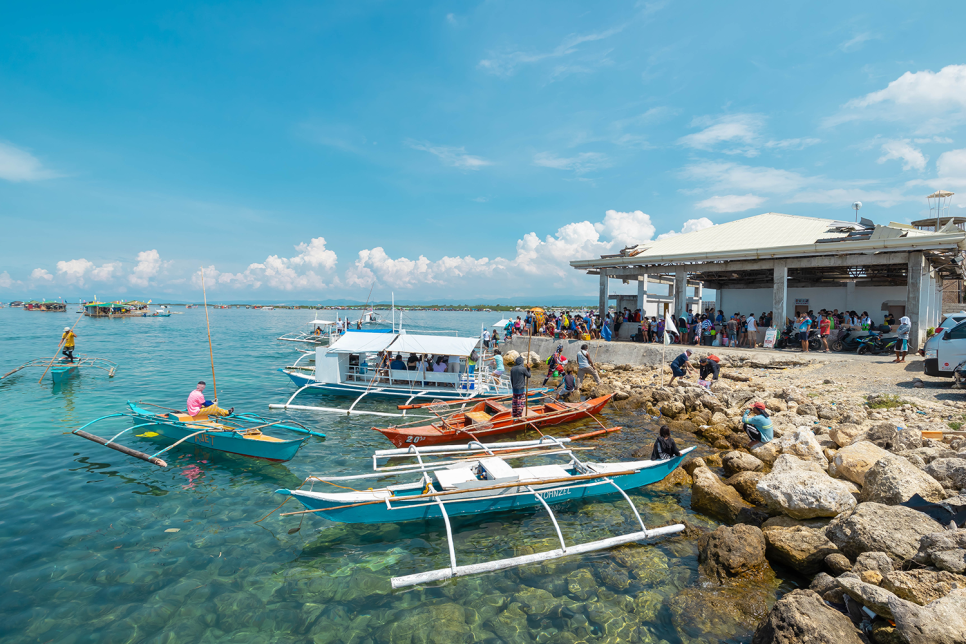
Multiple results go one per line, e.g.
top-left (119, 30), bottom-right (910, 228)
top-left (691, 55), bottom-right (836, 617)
top-left (373, 393), bottom-right (616, 447)
top-left (71, 402), bottom-right (324, 466)
top-left (2, 355), bottom-right (118, 385)
top-left (277, 318), bottom-right (341, 346)
top-left (278, 436), bottom-right (694, 588)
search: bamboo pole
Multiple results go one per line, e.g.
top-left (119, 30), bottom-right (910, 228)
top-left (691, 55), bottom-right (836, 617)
top-left (38, 312), bottom-right (84, 383)
top-left (201, 267), bottom-right (217, 399)
top-left (524, 327), bottom-right (533, 418)
top-left (281, 467), bottom-right (641, 516)
top-left (73, 430), bottom-right (168, 467)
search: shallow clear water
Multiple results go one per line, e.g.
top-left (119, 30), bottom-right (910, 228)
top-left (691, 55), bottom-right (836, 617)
top-left (0, 307), bottom-right (791, 643)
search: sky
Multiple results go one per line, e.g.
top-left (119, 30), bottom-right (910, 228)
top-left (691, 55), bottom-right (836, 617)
top-left (3, 1), bottom-right (966, 302)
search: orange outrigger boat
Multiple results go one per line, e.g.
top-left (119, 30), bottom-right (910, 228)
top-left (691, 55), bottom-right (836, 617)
top-left (372, 393), bottom-right (617, 448)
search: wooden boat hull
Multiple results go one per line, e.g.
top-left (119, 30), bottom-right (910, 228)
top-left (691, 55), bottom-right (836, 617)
top-left (281, 371), bottom-right (546, 401)
top-left (279, 451), bottom-right (691, 523)
top-left (373, 394), bottom-right (614, 448)
top-left (50, 364), bottom-right (78, 384)
top-left (128, 404), bottom-right (306, 462)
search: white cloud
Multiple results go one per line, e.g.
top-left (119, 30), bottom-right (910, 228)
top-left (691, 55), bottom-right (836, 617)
top-left (55, 258), bottom-right (121, 286)
top-left (31, 268), bottom-right (53, 282)
top-left (91, 263), bottom-right (120, 281)
top-left (877, 139), bottom-right (927, 171)
top-left (478, 25), bottom-right (625, 76)
top-left (764, 137), bottom-right (821, 150)
top-left (696, 194), bottom-right (766, 213)
top-left (914, 136), bottom-right (953, 144)
top-left (678, 113), bottom-right (764, 154)
top-left (839, 32), bottom-right (873, 53)
top-left (128, 250), bottom-right (163, 288)
top-left (786, 188), bottom-right (911, 208)
top-left (0, 141), bottom-right (57, 182)
top-left (289, 237), bottom-right (338, 270)
top-left (533, 151), bottom-right (610, 174)
top-left (193, 238), bottom-right (338, 292)
top-left (407, 141), bottom-right (492, 170)
top-left (0, 271), bottom-right (20, 289)
top-left (593, 209), bottom-right (656, 248)
top-left (830, 64), bottom-right (966, 132)
top-left (655, 217), bottom-right (715, 241)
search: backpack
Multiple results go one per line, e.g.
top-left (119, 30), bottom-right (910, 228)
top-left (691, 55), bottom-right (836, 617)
top-left (707, 354), bottom-right (721, 363)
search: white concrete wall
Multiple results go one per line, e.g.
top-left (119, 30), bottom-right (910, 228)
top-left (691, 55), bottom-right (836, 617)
top-left (719, 285), bottom-right (908, 326)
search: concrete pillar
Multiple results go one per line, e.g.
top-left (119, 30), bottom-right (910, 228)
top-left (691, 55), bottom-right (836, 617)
top-left (636, 276), bottom-right (646, 312)
top-left (714, 285), bottom-right (723, 316)
top-left (772, 261), bottom-right (787, 327)
top-left (598, 271), bottom-right (609, 319)
top-left (674, 266), bottom-right (687, 319)
top-left (907, 252), bottom-right (926, 351)
top-left (846, 281), bottom-right (856, 313)
top-left (695, 282), bottom-right (704, 314)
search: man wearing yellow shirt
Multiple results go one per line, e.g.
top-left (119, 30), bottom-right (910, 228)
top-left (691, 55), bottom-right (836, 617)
top-left (61, 327), bottom-right (77, 363)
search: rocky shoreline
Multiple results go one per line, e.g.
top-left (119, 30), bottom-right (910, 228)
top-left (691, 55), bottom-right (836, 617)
top-left (506, 348), bottom-right (966, 643)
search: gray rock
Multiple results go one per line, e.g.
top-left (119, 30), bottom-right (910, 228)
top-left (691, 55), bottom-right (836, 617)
top-left (900, 446), bottom-right (958, 464)
top-left (889, 589), bottom-right (966, 644)
top-left (830, 424), bottom-right (866, 448)
top-left (772, 454), bottom-right (827, 475)
top-left (725, 471), bottom-right (767, 506)
top-left (860, 455), bottom-right (945, 505)
top-left (892, 429), bottom-right (923, 453)
top-left (852, 551), bottom-right (893, 578)
top-left (829, 441), bottom-right (892, 486)
top-left (796, 403), bottom-right (817, 416)
top-left (825, 502), bottom-right (944, 565)
top-left (691, 466), bottom-right (766, 526)
top-left (757, 469), bottom-right (857, 519)
top-left (882, 569), bottom-right (966, 605)
top-left (763, 525), bottom-right (839, 575)
top-left (697, 524), bottom-right (769, 583)
top-left (751, 589), bottom-right (869, 644)
top-left (836, 576), bottom-right (900, 619)
top-left (924, 458), bottom-right (966, 490)
top-left (809, 572), bottom-right (838, 596)
top-left (914, 529), bottom-right (966, 573)
top-left (721, 450), bottom-right (765, 476)
top-left (776, 428), bottom-right (829, 469)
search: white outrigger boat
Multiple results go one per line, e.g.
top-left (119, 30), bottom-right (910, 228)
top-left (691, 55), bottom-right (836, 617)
top-left (277, 318), bottom-right (341, 346)
top-left (272, 328), bottom-right (527, 416)
top-left (278, 436), bottom-right (693, 588)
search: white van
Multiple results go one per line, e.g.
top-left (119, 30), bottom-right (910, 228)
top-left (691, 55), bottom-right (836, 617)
top-left (925, 319), bottom-right (966, 377)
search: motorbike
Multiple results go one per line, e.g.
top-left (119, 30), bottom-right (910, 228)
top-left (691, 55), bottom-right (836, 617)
top-left (831, 328), bottom-right (866, 352)
top-left (856, 332), bottom-right (899, 355)
top-left (775, 323), bottom-right (795, 349)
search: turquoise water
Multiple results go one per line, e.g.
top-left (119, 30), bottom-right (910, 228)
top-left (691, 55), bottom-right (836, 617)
top-left (0, 307), bottom-right (788, 643)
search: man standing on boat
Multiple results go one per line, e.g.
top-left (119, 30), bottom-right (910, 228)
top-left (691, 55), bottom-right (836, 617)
top-left (61, 326), bottom-right (77, 363)
top-left (187, 381), bottom-right (233, 418)
top-left (510, 356), bottom-right (530, 418)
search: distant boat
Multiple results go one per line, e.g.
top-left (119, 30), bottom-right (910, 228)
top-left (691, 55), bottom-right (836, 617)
top-left (277, 318), bottom-right (340, 346)
top-left (24, 300), bottom-right (67, 312)
top-left (1, 355), bottom-right (118, 385)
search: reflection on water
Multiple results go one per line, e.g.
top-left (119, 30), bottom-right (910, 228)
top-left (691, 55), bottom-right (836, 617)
top-left (0, 308), bottom-right (792, 643)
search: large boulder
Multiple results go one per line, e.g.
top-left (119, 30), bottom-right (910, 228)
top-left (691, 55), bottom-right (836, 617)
top-left (901, 445), bottom-right (958, 464)
top-left (757, 469), bottom-right (857, 520)
top-left (776, 428), bottom-right (829, 469)
top-left (860, 455), bottom-right (945, 504)
top-left (892, 429), bottom-right (923, 453)
top-left (753, 440), bottom-right (783, 466)
top-left (722, 450), bottom-right (765, 476)
top-left (913, 529), bottom-right (966, 574)
top-left (828, 442), bottom-right (892, 486)
top-left (751, 589), bottom-right (868, 644)
top-left (852, 551), bottom-right (893, 579)
top-left (925, 458), bottom-right (966, 490)
top-left (836, 575), bottom-right (899, 619)
top-left (697, 524), bottom-right (769, 583)
top-left (889, 588), bottom-right (966, 644)
top-left (691, 466), bottom-right (765, 525)
top-left (772, 454), bottom-right (827, 475)
top-left (763, 525), bottom-right (839, 575)
top-left (882, 569), bottom-right (966, 605)
top-left (829, 424), bottom-right (866, 448)
top-left (825, 502), bottom-right (944, 565)
top-left (726, 471), bottom-right (767, 505)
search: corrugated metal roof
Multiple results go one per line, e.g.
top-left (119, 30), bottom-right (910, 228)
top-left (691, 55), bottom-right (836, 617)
top-left (627, 213), bottom-right (849, 258)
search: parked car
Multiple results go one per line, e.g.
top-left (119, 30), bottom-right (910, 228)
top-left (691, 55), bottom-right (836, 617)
top-left (925, 318), bottom-right (966, 377)
top-left (920, 311), bottom-right (966, 358)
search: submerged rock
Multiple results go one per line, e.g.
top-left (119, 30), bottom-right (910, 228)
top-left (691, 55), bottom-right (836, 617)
top-left (825, 502), bottom-right (943, 565)
top-left (751, 589), bottom-right (868, 644)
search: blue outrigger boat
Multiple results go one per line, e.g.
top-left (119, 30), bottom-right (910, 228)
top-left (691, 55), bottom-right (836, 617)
top-left (71, 402), bottom-right (323, 466)
top-left (1, 355), bottom-right (118, 385)
top-left (278, 436), bottom-right (693, 587)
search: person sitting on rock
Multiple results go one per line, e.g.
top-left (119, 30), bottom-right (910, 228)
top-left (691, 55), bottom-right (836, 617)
top-left (742, 402), bottom-right (774, 447)
top-left (667, 349), bottom-right (693, 386)
top-left (698, 356), bottom-right (720, 388)
top-left (554, 363), bottom-right (578, 401)
top-left (650, 425), bottom-right (681, 460)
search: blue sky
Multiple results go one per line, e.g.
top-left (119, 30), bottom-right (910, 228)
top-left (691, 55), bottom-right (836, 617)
top-left (3, 1), bottom-right (966, 302)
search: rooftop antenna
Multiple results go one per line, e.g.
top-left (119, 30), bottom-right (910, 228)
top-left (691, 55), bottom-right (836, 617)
top-left (852, 201), bottom-right (862, 223)
top-left (927, 190), bottom-right (955, 232)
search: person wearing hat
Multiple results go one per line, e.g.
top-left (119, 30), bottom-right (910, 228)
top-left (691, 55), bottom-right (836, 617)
top-left (894, 316), bottom-right (911, 363)
top-left (510, 356), bottom-right (531, 418)
top-left (542, 345), bottom-right (566, 386)
top-left (742, 402), bottom-right (774, 446)
top-left (61, 327), bottom-right (77, 363)
top-left (667, 349), bottom-right (693, 386)
top-left (698, 356), bottom-right (719, 388)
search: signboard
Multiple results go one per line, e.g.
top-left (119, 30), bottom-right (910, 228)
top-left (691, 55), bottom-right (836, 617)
top-left (794, 298), bottom-right (809, 305)
top-left (763, 327), bottom-right (778, 349)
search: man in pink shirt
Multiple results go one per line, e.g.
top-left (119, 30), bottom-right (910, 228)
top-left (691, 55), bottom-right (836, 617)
top-left (187, 381), bottom-right (232, 417)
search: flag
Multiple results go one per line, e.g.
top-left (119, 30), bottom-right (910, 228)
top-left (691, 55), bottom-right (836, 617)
top-left (664, 311), bottom-right (678, 344)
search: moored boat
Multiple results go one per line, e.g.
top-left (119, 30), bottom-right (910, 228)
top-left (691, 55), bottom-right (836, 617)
top-left (1, 355), bottom-right (118, 384)
top-left (373, 393), bottom-right (616, 447)
top-left (24, 300), bottom-right (67, 312)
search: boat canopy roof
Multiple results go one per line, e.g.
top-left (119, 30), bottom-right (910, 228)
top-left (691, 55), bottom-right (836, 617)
top-left (325, 332), bottom-right (480, 356)
top-left (326, 332), bottom-right (398, 354)
top-left (491, 318), bottom-right (511, 328)
top-left (305, 319), bottom-right (337, 326)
